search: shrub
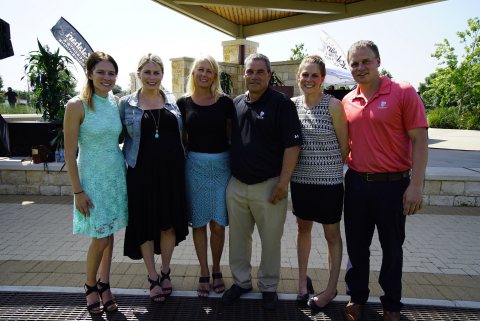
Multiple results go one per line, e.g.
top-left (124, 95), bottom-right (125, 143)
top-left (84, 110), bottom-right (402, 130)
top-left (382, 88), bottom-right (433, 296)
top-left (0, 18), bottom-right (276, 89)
top-left (427, 107), bottom-right (480, 130)
top-left (458, 110), bottom-right (480, 130)
top-left (427, 107), bottom-right (459, 128)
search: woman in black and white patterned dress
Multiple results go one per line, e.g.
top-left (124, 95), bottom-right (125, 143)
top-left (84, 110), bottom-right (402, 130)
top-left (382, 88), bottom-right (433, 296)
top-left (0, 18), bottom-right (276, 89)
top-left (290, 56), bottom-right (349, 309)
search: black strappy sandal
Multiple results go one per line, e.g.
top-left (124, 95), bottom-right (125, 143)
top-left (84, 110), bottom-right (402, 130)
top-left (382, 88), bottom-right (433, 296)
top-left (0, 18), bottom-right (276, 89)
top-left (160, 268), bottom-right (173, 297)
top-left (84, 283), bottom-right (103, 314)
top-left (97, 279), bottom-right (118, 312)
top-left (212, 272), bottom-right (225, 293)
top-left (147, 275), bottom-right (165, 303)
top-left (197, 276), bottom-right (210, 297)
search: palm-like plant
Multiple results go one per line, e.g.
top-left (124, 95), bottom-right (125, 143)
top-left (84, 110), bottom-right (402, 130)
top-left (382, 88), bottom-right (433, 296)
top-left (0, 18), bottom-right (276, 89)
top-left (220, 70), bottom-right (234, 96)
top-left (269, 71), bottom-right (284, 86)
top-left (23, 40), bottom-right (76, 122)
top-left (22, 40), bottom-right (76, 149)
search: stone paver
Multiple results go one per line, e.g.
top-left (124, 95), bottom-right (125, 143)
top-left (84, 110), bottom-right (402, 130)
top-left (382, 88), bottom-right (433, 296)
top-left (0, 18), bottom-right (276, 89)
top-left (0, 195), bottom-right (480, 303)
top-left (1, 198), bottom-right (479, 276)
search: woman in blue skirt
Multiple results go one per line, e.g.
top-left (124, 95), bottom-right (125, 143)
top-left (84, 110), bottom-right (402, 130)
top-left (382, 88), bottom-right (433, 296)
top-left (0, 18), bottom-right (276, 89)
top-left (177, 55), bottom-right (234, 297)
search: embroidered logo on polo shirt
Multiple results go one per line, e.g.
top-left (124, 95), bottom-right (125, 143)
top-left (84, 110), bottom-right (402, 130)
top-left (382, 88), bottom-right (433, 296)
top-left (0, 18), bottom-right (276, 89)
top-left (378, 101), bottom-right (387, 109)
top-left (257, 111), bottom-right (265, 119)
top-left (295, 135), bottom-right (300, 138)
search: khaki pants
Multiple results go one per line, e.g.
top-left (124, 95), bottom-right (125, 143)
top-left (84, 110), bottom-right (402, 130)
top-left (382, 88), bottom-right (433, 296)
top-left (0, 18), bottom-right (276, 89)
top-left (226, 176), bottom-right (287, 292)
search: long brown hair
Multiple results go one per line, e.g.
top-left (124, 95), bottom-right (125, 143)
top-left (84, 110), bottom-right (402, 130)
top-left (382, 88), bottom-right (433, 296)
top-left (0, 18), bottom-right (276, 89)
top-left (79, 52), bottom-right (118, 112)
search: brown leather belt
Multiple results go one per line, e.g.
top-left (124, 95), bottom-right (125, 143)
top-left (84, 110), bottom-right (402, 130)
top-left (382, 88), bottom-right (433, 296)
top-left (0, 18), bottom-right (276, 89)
top-left (351, 169), bottom-right (410, 182)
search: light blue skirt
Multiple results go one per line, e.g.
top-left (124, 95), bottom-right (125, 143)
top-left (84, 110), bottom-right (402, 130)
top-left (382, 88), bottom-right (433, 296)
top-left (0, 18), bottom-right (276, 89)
top-left (185, 151), bottom-right (231, 228)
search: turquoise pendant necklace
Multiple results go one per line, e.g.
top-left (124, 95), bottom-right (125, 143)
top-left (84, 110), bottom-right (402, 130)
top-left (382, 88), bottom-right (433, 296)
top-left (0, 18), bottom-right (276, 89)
top-left (148, 109), bottom-right (160, 138)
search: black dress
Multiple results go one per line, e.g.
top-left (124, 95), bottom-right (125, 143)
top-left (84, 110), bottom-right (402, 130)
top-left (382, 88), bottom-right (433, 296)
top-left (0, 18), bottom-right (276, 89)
top-left (124, 108), bottom-right (189, 260)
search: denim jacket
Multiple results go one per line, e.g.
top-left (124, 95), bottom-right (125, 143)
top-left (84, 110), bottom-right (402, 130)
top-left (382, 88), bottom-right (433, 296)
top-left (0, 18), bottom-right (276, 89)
top-left (118, 89), bottom-right (184, 168)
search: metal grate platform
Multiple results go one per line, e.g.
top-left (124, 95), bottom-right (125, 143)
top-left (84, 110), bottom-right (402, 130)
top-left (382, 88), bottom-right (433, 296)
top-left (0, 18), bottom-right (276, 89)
top-left (0, 292), bottom-right (479, 320)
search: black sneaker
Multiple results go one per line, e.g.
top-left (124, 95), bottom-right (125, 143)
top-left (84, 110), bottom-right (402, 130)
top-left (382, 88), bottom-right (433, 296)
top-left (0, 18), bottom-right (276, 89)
top-left (262, 291), bottom-right (278, 309)
top-left (221, 284), bottom-right (252, 305)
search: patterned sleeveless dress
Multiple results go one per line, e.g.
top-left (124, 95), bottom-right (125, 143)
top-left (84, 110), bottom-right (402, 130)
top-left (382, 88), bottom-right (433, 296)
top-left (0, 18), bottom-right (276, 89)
top-left (290, 94), bottom-right (344, 224)
top-left (73, 93), bottom-right (128, 238)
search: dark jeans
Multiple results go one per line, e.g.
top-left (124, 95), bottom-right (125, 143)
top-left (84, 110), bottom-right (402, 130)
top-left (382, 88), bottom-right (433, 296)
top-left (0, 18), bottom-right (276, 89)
top-left (344, 169), bottom-right (409, 312)
top-left (8, 100), bottom-right (16, 107)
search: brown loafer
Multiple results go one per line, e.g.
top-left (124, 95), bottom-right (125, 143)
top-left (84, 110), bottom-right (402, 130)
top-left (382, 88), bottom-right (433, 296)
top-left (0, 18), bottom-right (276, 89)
top-left (345, 301), bottom-right (363, 321)
top-left (382, 310), bottom-right (400, 321)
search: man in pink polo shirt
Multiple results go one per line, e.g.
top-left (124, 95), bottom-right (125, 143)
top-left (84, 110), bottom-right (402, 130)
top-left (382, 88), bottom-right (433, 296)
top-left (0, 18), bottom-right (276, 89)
top-left (342, 40), bottom-right (428, 321)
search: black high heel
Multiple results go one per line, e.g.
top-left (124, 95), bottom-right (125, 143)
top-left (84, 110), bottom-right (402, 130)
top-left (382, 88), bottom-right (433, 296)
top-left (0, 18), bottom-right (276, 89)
top-left (97, 279), bottom-right (118, 312)
top-left (296, 276), bottom-right (315, 303)
top-left (308, 290), bottom-right (338, 310)
top-left (160, 268), bottom-right (173, 297)
top-left (84, 283), bottom-right (103, 314)
top-left (147, 275), bottom-right (165, 303)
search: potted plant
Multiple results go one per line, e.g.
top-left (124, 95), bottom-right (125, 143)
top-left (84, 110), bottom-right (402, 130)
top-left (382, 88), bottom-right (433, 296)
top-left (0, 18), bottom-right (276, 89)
top-left (8, 40), bottom-right (76, 160)
top-left (220, 70), bottom-right (234, 96)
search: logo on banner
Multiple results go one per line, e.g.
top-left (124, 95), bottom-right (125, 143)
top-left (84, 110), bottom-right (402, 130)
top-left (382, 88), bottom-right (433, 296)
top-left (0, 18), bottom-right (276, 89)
top-left (318, 31), bottom-right (348, 70)
top-left (51, 17), bottom-right (94, 72)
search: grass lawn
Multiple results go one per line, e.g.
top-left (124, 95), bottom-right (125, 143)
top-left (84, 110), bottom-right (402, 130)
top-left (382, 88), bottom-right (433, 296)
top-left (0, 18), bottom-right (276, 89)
top-left (0, 103), bottom-right (38, 115)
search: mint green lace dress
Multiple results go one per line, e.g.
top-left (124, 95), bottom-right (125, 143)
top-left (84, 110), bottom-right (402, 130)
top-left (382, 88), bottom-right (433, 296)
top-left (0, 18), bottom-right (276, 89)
top-left (73, 93), bottom-right (128, 238)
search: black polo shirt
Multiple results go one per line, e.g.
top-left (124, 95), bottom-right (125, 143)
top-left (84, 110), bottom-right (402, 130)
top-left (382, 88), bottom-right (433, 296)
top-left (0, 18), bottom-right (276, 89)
top-left (4, 91), bottom-right (18, 102)
top-left (231, 86), bottom-right (303, 185)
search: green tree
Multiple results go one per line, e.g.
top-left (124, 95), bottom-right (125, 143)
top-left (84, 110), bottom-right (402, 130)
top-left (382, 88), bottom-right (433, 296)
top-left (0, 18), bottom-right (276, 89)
top-left (379, 68), bottom-right (393, 79)
top-left (427, 17), bottom-right (480, 115)
top-left (419, 72), bottom-right (441, 110)
top-left (0, 75), bottom-right (3, 91)
top-left (289, 43), bottom-right (308, 61)
top-left (112, 84), bottom-right (122, 95)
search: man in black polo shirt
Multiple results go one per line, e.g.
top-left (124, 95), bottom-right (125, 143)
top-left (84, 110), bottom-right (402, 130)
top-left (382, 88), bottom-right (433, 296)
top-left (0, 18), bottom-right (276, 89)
top-left (222, 53), bottom-right (302, 309)
top-left (3, 87), bottom-right (20, 107)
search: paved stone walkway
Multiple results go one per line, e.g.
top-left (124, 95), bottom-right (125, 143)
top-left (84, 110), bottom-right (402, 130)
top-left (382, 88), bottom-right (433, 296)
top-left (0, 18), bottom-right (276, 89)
top-left (0, 195), bottom-right (479, 304)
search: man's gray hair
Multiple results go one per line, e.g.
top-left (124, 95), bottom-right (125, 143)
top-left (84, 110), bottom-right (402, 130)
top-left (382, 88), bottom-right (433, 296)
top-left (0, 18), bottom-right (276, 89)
top-left (244, 53), bottom-right (271, 72)
top-left (347, 40), bottom-right (380, 63)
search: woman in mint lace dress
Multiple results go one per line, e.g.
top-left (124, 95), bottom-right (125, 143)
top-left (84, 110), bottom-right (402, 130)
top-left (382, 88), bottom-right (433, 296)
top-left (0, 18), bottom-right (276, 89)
top-left (64, 52), bottom-right (128, 314)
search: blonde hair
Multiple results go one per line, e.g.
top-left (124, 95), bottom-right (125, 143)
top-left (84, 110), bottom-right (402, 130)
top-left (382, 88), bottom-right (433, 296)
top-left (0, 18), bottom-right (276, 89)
top-left (296, 55), bottom-right (326, 91)
top-left (80, 52), bottom-right (118, 112)
top-left (347, 40), bottom-right (379, 63)
top-left (137, 53), bottom-right (164, 73)
top-left (185, 55), bottom-right (224, 98)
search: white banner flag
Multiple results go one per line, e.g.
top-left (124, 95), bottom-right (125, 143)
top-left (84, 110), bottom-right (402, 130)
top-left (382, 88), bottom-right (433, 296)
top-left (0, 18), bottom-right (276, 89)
top-left (318, 31), bottom-right (348, 70)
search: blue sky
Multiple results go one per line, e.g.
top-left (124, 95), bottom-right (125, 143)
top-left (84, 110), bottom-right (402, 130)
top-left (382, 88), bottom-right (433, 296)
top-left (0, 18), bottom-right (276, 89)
top-left (0, 0), bottom-right (477, 93)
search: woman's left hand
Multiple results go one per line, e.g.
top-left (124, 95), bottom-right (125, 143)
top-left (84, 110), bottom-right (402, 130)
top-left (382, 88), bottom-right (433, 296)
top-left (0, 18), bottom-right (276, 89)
top-left (75, 192), bottom-right (94, 217)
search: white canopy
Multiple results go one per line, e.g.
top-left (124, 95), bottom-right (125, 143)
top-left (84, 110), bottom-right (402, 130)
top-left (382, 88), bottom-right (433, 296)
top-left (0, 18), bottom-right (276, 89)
top-left (324, 65), bottom-right (357, 87)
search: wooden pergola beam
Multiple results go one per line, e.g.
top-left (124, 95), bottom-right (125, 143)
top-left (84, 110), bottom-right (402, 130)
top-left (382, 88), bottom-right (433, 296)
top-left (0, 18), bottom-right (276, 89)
top-left (152, 0), bottom-right (242, 38)
top-left (173, 0), bottom-right (346, 14)
top-left (243, 0), bottom-right (445, 37)
top-left (153, 0), bottom-right (446, 38)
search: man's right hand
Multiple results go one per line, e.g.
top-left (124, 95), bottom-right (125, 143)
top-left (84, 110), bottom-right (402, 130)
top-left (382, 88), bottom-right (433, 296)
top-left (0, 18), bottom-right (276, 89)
top-left (269, 182), bottom-right (288, 205)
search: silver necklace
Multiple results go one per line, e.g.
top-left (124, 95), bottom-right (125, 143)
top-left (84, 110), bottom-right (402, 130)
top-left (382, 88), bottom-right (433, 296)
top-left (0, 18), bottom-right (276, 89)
top-left (147, 109), bottom-right (160, 138)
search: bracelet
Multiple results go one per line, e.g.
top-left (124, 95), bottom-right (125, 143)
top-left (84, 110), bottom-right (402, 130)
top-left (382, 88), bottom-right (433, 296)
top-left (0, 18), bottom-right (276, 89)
top-left (74, 190), bottom-right (84, 195)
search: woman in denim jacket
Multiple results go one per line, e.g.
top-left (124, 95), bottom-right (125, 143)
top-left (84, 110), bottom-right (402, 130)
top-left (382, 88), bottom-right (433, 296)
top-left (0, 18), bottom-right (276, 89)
top-left (119, 53), bottom-right (189, 303)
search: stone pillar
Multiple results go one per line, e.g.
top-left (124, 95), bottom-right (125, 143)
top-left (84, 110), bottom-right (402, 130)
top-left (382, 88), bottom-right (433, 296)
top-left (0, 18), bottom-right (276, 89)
top-left (221, 39), bottom-right (259, 64)
top-left (129, 72), bottom-right (141, 93)
top-left (170, 57), bottom-right (194, 99)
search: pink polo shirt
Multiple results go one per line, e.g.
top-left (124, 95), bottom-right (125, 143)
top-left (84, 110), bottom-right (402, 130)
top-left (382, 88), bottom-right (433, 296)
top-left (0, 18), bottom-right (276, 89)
top-left (342, 76), bottom-right (428, 173)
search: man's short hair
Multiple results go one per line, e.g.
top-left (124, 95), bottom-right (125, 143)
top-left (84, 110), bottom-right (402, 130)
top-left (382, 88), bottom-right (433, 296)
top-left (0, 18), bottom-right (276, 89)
top-left (244, 53), bottom-right (271, 72)
top-left (347, 40), bottom-right (380, 63)
top-left (7, 87), bottom-right (12, 91)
